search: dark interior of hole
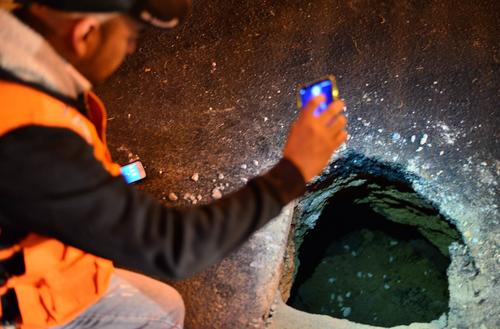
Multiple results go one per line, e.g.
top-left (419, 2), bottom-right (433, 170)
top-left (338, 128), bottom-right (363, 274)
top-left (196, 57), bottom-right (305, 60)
top-left (288, 183), bottom-right (452, 327)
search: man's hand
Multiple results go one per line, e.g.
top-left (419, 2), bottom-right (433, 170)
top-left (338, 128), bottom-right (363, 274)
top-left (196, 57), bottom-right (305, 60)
top-left (284, 96), bottom-right (348, 183)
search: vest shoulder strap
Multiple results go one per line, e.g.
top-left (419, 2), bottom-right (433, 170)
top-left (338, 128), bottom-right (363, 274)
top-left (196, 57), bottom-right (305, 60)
top-left (0, 81), bottom-right (121, 176)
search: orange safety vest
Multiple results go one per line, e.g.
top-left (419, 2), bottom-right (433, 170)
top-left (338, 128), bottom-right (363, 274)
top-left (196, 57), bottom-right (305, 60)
top-left (0, 81), bottom-right (121, 328)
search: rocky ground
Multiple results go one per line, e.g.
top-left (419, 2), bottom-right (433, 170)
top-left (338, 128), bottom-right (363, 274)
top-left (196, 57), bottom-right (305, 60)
top-left (96, 0), bottom-right (499, 327)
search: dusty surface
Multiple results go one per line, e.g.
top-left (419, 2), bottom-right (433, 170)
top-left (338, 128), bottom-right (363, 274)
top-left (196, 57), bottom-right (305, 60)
top-left (96, 0), bottom-right (499, 328)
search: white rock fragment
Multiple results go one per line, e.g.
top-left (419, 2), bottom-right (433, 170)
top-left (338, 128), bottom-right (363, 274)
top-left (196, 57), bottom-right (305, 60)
top-left (212, 188), bottom-right (222, 199)
top-left (341, 307), bottom-right (352, 317)
top-left (241, 164), bottom-right (248, 170)
top-left (253, 160), bottom-right (259, 166)
top-left (191, 173), bottom-right (199, 182)
top-left (218, 173), bottom-right (225, 180)
top-left (159, 170), bottom-right (163, 175)
top-left (416, 147), bottom-right (423, 152)
top-left (328, 277), bottom-right (336, 284)
top-left (411, 135), bottom-right (416, 143)
top-left (197, 194), bottom-right (202, 201)
top-left (168, 193), bottom-right (178, 201)
top-left (384, 283), bottom-right (390, 290)
top-left (357, 271), bottom-right (363, 278)
top-left (345, 292), bottom-right (352, 298)
top-left (420, 133), bottom-right (429, 145)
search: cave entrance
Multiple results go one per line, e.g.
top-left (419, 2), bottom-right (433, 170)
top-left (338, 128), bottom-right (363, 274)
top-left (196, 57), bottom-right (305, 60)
top-left (287, 155), bottom-right (461, 327)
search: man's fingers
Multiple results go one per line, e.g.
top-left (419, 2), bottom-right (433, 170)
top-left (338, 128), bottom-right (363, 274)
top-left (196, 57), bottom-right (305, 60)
top-left (319, 100), bottom-right (345, 124)
top-left (326, 114), bottom-right (347, 131)
top-left (331, 130), bottom-right (348, 147)
top-left (303, 95), bottom-right (326, 116)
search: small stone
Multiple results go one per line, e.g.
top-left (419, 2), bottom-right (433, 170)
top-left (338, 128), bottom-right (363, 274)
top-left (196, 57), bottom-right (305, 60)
top-left (253, 160), bottom-right (259, 166)
top-left (420, 133), bottom-right (429, 145)
top-left (144, 67), bottom-right (151, 72)
top-left (197, 194), bottom-right (202, 201)
top-left (384, 283), bottom-right (390, 290)
top-left (159, 170), bottom-right (163, 175)
top-left (191, 173), bottom-right (199, 182)
top-left (168, 193), bottom-right (178, 201)
top-left (341, 307), bottom-right (352, 317)
top-left (241, 164), bottom-right (247, 170)
top-left (212, 188), bottom-right (222, 199)
top-left (218, 173), bottom-right (225, 180)
top-left (241, 177), bottom-right (248, 183)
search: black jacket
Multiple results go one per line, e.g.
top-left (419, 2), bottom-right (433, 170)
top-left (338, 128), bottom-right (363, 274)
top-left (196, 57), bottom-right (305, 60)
top-left (0, 70), bottom-right (305, 280)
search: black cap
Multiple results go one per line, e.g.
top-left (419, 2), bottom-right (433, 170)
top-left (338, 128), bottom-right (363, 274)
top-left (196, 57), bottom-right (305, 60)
top-left (23, 0), bottom-right (192, 28)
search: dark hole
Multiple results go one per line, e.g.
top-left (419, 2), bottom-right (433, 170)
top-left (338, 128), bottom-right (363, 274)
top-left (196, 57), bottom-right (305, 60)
top-left (288, 179), bottom-right (456, 327)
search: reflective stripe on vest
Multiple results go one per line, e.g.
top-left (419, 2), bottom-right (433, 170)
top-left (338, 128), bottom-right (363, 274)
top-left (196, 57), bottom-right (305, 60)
top-left (0, 81), bottom-right (121, 328)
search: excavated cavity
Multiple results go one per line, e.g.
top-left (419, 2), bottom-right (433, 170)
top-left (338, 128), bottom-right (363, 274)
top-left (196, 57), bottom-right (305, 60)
top-left (287, 154), bottom-right (462, 327)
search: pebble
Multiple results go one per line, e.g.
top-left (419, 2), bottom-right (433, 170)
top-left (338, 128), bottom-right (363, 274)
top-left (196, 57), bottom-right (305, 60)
top-left (212, 188), bottom-right (222, 199)
top-left (253, 160), bottom-right (259, 166)
top-left (420, 133), bottom-right (429, 145)
top-left (341, 307), bottom-right (352, 317)
top-left (191, 173), bottom-right (199, 182)
top-left (241, 164), bottom-right (248, 170)
top-left (168, 192), bottom-right (178, 202)
top-left (241, 177), bottom-right (248, 183)
top-left (218, 173), bottom-right (225, 180)
top-left (197, 194), bottom-right (202, 201)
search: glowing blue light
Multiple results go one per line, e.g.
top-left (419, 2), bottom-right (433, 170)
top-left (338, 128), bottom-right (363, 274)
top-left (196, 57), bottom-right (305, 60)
top-left (312, 85), bottom-right (322, 96)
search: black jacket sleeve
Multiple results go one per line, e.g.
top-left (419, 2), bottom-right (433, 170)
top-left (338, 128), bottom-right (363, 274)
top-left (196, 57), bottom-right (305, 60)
top-left (0, 126), bottom-right (305, 280)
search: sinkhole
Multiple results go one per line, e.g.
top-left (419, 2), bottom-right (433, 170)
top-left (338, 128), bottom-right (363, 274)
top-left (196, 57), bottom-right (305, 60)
top-left (286, 153), bottom-right (462, 327)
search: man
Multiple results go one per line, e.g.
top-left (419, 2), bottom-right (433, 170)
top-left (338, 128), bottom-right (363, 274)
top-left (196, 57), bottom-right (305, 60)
top-left (0, 0), bottom-right (348, 328)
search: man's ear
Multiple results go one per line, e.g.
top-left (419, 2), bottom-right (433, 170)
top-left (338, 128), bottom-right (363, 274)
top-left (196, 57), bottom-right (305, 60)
top-left (71, 17), bottom-right (99, 58)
